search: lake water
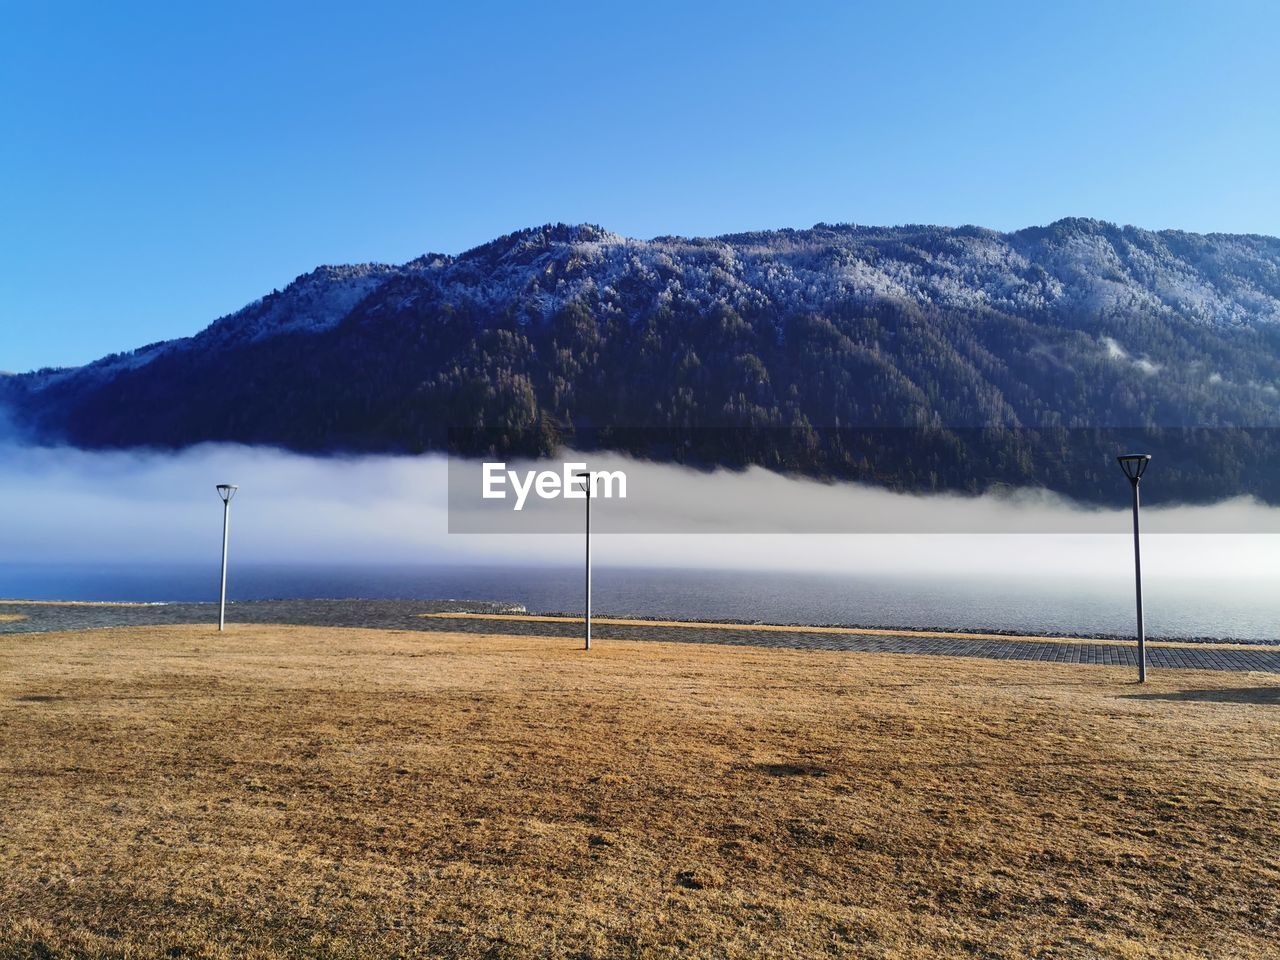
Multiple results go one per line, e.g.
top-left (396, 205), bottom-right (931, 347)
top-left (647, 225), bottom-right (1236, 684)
top-left (1, 562), bottom-right (1275, 641)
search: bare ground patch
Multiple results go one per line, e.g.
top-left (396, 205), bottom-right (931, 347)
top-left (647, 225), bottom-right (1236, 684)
top-left (1, 623), bottom-right (1277, 958)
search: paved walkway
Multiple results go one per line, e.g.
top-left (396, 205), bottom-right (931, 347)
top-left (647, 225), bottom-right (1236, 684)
top-left (0, 599), bottom-right (512, 635)
top-left (415, 612), bottom-right (1280, 673)
top-left (3, 599), bottom-right (1278, 674)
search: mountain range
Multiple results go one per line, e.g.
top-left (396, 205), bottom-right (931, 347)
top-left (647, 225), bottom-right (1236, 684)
top-left (4, 218), bottom-right (1279, 504)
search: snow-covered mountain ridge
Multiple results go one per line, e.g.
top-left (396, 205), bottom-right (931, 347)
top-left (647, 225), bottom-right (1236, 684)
top-left (4, 218), bottom-right (1279, 503)
top-left (20, 218), bottom-right (1280, 385)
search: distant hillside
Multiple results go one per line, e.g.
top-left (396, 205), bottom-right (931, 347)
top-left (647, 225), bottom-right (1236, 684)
top-left (4, 219), bottom-right (1280, 503)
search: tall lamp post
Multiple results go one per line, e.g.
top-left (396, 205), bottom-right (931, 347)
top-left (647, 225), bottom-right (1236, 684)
top-left (216, 484), bottom-right (239, 632)
top-left (575, 472), bottom-right (594, 651)
top-left (1116, 455), bottom-right (1151, 682)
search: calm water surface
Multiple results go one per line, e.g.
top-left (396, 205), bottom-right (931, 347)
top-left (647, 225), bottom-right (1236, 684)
top-left (1, 562), bottom-right (1274, 640)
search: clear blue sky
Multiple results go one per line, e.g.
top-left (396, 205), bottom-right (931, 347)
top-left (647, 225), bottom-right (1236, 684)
top-left (2, 0), bottom-right (1277, 372)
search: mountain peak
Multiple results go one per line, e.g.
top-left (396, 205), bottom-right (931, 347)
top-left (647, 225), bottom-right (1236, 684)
top-left (4, 217), bottom-right (1279, 507)
top-left (455, 223), bottom-right (623, 266)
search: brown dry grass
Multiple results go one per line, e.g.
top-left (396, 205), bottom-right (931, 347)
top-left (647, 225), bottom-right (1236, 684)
top-left (1, 624), bottom-right (1278, 959)
top-left (0, 614), bottom-right (25, 622)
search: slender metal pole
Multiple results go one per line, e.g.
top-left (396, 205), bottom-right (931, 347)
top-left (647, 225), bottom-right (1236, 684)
top-left (584, 475), bottom-right (591, 651)
top-left (1130, 478), bottom-right (1146, 683)
top-left (219, 498), bottom-right (231, 632)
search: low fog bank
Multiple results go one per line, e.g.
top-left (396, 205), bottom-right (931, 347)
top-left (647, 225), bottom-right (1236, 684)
top-left (0, 442), bottom-right (1276, 584)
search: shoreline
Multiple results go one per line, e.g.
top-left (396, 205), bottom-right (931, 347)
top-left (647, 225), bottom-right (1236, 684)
top-left (422, 611), bottom-right (1280, 653)
top-left (2, 595), bottom-right (1277, 646)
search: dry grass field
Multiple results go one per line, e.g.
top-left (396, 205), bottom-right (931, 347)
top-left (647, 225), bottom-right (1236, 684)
top-left (2, 624), bottom-right (1278, 959)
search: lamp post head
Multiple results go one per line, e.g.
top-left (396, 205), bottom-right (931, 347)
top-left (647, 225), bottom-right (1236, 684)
top-left (574, 471), bottom-right (592, 494)
top-left (1116, 454), bottom-right (1151, 483)
top-left (216, 483), bottom-right (239, 503)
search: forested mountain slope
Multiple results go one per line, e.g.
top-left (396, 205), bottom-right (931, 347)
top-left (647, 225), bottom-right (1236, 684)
top-left (5, 219), bottom-right (1279, 502)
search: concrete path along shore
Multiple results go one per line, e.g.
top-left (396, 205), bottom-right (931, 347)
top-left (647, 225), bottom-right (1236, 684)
top-left (3, 599), bottom-right (1278, 674)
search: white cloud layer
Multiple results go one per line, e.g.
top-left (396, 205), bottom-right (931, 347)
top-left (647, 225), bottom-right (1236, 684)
top-left (0, 443), bottom-right (1276, 585)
